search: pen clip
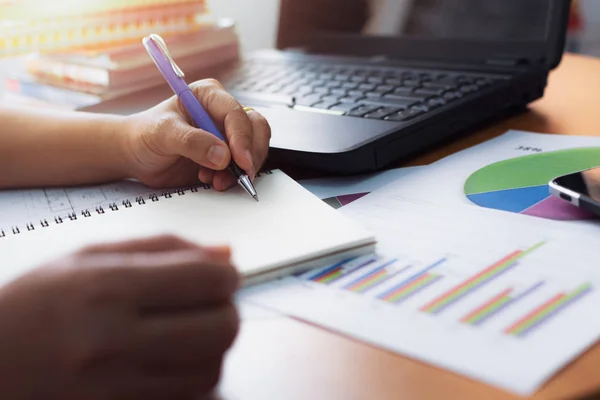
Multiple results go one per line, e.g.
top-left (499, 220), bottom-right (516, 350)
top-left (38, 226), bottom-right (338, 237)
top-left (145, 33), bottom-right (185, 78)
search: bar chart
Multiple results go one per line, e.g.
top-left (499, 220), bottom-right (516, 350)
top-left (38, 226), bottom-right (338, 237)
top-left (303, 241), bottom-right (594, 340)
top-left (420, 242), bottom-right (544, 315)
top-left (306, 255), bottom-right (447, 304)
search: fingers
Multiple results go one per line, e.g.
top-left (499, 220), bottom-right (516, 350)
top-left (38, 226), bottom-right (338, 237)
top-left (197, 167), bottom-right (215, 185)
top-left (149, 113), bottom-right (232, 171)
top-left (77, 234), bottom-right (199, 255)
top-left (128, 250), bottom-right (239, 311)
top-left (208, 108), bottom-right (271, 192)
top-left (72, 235), bottom-right (237, 310)
top-left (78, 235), bottom-right (231, 262)
top-left (188, 80), bottom-right (255, 175)
top-left (133, 304), bottom-right (239, 371)
top-left (246, 109), bottom-right (271, 175)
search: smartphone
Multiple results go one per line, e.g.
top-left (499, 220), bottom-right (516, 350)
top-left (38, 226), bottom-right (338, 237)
top-left (549, 166), bottom-right (600, 216)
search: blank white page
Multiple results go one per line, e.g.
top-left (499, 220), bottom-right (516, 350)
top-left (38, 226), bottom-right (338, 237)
top-left (0, 170), bottom-right (374, 286)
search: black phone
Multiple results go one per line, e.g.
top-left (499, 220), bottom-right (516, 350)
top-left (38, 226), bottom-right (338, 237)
top-left (549, 166), bottom-right (600, 217)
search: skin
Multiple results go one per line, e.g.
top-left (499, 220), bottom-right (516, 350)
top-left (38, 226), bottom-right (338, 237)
top-left (0, 79), bottom-right (271, 399)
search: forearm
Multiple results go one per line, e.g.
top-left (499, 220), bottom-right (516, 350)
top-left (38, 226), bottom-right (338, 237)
top-left (0, 106), bottom-right (132, 189)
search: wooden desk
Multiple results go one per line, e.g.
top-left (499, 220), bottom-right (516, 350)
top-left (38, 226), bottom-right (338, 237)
top-left (217, 53), bottom-right (600, 400)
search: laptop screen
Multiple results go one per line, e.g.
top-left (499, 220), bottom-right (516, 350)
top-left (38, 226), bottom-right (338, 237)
top-left (278, 0), bottom-right (554, 50)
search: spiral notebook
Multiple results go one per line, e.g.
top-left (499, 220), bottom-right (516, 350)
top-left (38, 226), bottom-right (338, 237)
top-left (0, 170), bottom-right (376, 287)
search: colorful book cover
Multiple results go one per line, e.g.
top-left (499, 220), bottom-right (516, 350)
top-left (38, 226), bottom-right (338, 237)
top-left (0, 0), bottom-right (210, 57)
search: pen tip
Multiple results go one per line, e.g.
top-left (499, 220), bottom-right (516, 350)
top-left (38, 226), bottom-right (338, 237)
top-left (253, 195), bottom-right (259, 202)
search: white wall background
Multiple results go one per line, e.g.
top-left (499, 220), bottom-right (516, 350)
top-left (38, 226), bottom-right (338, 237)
top-left (207, 0), bottom-right (280, 53)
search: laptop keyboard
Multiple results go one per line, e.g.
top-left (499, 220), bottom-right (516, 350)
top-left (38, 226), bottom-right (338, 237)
top-left (224, 60), bottom-right (508, 122)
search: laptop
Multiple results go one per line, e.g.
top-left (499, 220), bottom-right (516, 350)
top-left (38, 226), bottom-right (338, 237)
top-left (217, 0), bottom-right (571, 174)
top-left (85, 0), bottom-right (571, 175)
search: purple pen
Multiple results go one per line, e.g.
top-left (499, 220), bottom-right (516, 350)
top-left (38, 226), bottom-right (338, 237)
top-left (142, 33), bottom-right (258, 202)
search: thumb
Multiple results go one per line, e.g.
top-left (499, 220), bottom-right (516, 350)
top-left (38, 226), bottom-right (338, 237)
top-left (152, 117), bottom-right (232, 170)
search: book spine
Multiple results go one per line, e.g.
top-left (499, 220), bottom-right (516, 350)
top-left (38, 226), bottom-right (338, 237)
top-left (4, 77), bottom-right (102, 109)
top-left (25, 35), bottom-right (240, 88)
top-left (0, 0), bottom-right (205, 20)
top-left (0, 2), bottom-right (207, 57)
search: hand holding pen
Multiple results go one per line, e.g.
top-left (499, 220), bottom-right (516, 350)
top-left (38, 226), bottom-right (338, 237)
top-left (139, 34), bottom-right (271, 200)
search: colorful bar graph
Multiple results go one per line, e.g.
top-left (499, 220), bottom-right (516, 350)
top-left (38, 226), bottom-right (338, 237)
top-left (381, 274), bottom-right (443, 304)
top-left (377, 258), bottom-right (446, 303)
top-left (461, 282), bottom-right (545, 326)
top-left (343, 259), bottom-right (407, 294)
top-left (309, 257), bottom-right (376, 285)
top-left (461, 289), bottom-right (512, 325)
top-left (505, 283), bottom-right (592, 337)
top-left (421, 242), bottom-right (544, 315)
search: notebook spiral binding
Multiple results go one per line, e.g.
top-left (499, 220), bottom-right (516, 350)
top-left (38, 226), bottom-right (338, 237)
top-left (0, 170), bottom-right (273, 239)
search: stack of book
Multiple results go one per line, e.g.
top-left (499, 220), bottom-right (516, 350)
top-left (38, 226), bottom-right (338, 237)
top-left (1, 0), bottom-right (240, 109)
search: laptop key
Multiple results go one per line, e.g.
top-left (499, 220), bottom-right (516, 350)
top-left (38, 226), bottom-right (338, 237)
top-left (365, 92), bottom-right (383, 99)
top-left (325, 81), bottom-right (343, 88)
top-left (393, 88), bottom-right (416, 96)
top-left (415, 87), bottom-right (442, 96)
top-left (423, 82), bottom-right (455, 91)
top-left (342, 82), bottom-right (359, 90)
top-left (312, 100), bottom-right (341, 109)
top-left (348, 105), bottom-right (380, 117)
top-left (377, 95), bottom-right (420, 107)
top-left (313, 87), bottom-right (330, 94)
top-left (385, 78), bottom-right (402, 85)
top-left (385, 108), bottom-right (425, 122)
top-left (427, 97), bottom-right (447, 109)
top-left (321, 95), bottom-right (342, 103)
top-left (368, 77), bottom-right (384, 84)
top-left (364, 107), bottom-right (402, 120)
top-left (387, 91), bottom-right (429, 101)
top-left (403, 79), bottom-right (420, 88)
top-left (348, 89), bottom-right (366, 97)
top-left (459, 84), bottom-right (479, 94)
top-left (339, 96), bottom-right (364, 103)
top-left (442, 90), bottom-right (463, 101)
top-left (295, 94), bottom-right (325, 107)
top-left (330, 103), bottom-right (360, 114)
top-left (331, 88), bottom-right (348, 96)
top-left (358, 83), bottom-right (377, 91)
top-left (374, 85), bottom-right (394, 94)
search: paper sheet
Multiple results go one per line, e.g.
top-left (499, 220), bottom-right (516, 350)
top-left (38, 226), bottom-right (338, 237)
top-left (298, 166), bottom-right (421, 207)
top-left (241, 196), bottom-right (600, 395)
top-left (368, 131), bottom-right (600, 228)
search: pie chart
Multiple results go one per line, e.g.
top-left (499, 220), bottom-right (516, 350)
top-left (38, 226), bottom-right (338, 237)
top-left (464, 148), bottom-right (600, 221)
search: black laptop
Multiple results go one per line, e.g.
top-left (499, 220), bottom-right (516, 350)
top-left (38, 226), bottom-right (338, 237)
top-left (217, 0), bottom-right (571, 174)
